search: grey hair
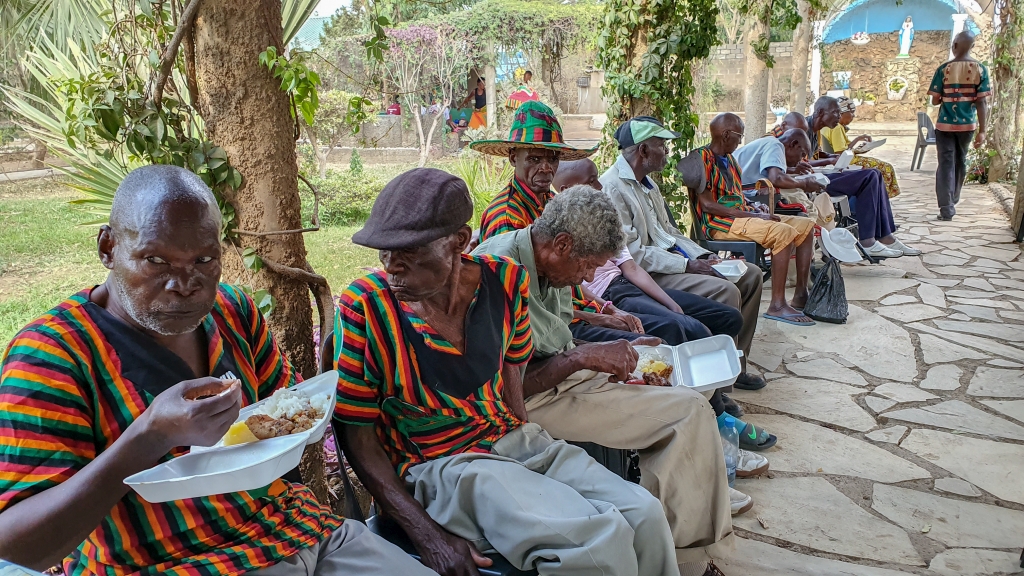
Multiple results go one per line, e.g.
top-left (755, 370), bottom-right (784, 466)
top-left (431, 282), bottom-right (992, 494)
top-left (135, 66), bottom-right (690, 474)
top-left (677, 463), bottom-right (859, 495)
top-left (533, 184), bottom-right (624, 257)
top-left (813, 96), bottom-right (839, 116)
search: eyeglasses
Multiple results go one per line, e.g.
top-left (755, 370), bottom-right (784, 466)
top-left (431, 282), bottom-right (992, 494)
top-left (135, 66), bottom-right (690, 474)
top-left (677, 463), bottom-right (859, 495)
top-left (724, 130), bottom-right (743, 140)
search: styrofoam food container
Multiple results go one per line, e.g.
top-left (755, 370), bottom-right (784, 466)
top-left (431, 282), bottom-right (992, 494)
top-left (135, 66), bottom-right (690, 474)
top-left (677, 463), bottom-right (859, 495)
top-left (125, 371), bottom-right (339, 503)
top-left (191, 369), bottom-right (338, 453)
top-left (633, 335), bottom-right (743, 393)
top-left (711, 260), bottom-right (745, 283)
top-left (124, 433), bottom-right (307, 503)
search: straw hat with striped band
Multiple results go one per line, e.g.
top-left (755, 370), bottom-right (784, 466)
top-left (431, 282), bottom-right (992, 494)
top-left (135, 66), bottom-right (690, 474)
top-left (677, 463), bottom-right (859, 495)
top-left (469, 101), bottom-right (598, 161)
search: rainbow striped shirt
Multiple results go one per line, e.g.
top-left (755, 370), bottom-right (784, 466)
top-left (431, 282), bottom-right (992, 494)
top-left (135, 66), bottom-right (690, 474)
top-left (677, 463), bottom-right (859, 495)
top-left (477, 177), bottom-right (599, 316)
top-left (333, 255), bottom-right (533, 477)
top-left (0, 284), bottom-right (340, 576)
top-left (694, 146), bottom-right (756, 235)
top-left (478, 176), bottom-right (553, 243)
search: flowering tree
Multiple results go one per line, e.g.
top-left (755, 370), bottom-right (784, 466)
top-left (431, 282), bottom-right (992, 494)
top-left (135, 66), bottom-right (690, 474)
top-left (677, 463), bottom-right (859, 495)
top-left (382, 24), bottom-right (471, 166)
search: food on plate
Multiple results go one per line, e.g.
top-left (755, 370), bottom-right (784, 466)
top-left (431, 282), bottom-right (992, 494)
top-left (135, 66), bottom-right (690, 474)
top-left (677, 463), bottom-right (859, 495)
top-left (245, 414), bottom-right (298, 439)
top-left (217, 387), bottom-right (331, 446)
top-left (222, 421), bottom-right (261, 446)
top-left (635, 355), bottom-right (673, 386)
top-left (184, 378), bottom-right (239, 400)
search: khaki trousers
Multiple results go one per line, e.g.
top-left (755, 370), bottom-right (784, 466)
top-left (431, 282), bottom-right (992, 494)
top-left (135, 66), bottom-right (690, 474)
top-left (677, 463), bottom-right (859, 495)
top-left (249, 519), bottom-right (439, 576)
top-left (649, 262), bottom-right (762, 372)
top-left (405, 423), bottom-right (680, 576)
top-left (525, 371), bottom-right (735, 564)
top-left (710, 215), bottom-right (815, 254)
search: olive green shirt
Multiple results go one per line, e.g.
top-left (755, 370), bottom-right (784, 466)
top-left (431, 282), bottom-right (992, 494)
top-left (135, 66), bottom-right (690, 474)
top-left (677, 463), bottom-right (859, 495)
top-left (472, 226), bottom-right (574, 359)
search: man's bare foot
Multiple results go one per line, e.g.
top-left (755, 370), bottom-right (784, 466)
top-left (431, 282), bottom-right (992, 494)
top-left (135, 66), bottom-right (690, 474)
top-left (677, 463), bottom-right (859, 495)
top-left (763, 302), bottom-right (815, 325)
top-left (791, 290), bottom-right (809, 310)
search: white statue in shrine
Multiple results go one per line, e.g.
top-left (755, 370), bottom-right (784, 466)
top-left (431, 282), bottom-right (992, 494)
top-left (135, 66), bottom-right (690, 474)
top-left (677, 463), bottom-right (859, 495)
top-left (898, 16), bottom-right (915, 57)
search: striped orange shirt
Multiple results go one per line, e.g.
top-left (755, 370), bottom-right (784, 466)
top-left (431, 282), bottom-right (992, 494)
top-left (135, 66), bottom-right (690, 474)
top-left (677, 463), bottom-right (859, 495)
top-left (0, 284), bottom-right (340, 576)
top-left (333, 255), bottom-right (533, 477)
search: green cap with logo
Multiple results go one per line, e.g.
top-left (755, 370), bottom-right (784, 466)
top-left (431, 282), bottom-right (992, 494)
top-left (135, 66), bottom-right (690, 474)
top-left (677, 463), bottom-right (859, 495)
top-left (613, 116), bottom-right (681, 149)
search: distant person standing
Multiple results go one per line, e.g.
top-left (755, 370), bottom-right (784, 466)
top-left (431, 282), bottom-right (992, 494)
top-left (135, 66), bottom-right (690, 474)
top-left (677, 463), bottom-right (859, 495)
top-left (385, 95), bottom-right (402, 116)
top-left (928, 30), bottom-right (991, 221)
top-left (462, 77), bottom-right (487, 129)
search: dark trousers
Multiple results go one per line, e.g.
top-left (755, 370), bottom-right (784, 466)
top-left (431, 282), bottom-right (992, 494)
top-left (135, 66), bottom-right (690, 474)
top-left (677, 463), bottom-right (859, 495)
top-left (935, 129), bottom-right (974, 218)
top-left (568, 277), bottom-right (743, 416)
top-left (826, 168), bottom-right (895, 241)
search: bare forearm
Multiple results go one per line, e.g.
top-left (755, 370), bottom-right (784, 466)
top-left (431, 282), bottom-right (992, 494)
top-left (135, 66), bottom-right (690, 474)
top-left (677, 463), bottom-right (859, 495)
top-left (620, 264), bottom-right (678, 311)
top-left (501, 362), bottom-right (529, 421)
top-left (343, 425), bottom-right (442, 540)
top-left (524, 349), bottom-right (583, 397)
top-left (767, 168), bottom-right (816, 192)
top-left (0, 424), bottom-right (164, 570)
top-left (699, 197), bottom-right (757, 221)
top-left (976, 99), bottom-right (987, 134)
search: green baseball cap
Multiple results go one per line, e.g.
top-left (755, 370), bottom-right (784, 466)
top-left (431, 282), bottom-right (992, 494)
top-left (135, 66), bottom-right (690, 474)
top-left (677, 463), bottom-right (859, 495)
top-left (613, 116), bottom-right (681, 149)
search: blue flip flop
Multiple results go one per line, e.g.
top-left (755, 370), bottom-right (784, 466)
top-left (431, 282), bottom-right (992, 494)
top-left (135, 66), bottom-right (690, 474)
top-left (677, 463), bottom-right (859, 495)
top-left (763, 312), bottom-right (816, 326)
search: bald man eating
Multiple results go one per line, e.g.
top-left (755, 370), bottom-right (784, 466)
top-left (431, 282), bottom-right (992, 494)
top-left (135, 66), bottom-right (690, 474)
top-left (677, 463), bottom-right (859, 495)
top-left (690, 114), bottom-right (816, 326)
top-left (0, 165), bottom-right (437, 576)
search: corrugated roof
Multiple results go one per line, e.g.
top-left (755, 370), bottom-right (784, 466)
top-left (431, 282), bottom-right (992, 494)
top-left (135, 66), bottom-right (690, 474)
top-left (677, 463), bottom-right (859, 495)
top-left (291, 16), bottom-right (330, 50)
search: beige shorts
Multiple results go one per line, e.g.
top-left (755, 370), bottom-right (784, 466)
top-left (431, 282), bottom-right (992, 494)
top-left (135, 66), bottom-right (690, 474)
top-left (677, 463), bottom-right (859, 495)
top-left (710, 214), bottom-right (815, 253)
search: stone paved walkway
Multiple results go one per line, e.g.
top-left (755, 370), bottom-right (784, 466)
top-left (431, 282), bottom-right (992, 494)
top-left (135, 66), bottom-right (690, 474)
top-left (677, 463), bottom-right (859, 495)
top-left (717, 137), bottom-right (1024, 576)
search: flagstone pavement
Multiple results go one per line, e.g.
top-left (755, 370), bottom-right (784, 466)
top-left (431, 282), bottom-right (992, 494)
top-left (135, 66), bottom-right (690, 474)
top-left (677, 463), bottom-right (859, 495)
top-left (716, 136), bottom-right (1024, 575)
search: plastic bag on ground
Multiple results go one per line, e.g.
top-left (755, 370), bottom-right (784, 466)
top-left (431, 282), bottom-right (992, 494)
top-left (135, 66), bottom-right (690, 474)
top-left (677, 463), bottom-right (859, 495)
top-left (804, 256), bottom-right (849, 324)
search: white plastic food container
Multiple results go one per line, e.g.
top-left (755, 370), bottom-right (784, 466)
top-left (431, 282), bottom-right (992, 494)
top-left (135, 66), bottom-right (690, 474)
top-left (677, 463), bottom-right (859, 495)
top-left (711, 260), bottom-right (745, 283)
top-left (191, 369), bottom-right (338, 453)
top-left (124, 370), bottom-right (339, 503)
top-left (124, 434), bottom-right (307, 503)
top-left (633, 335), bottom-right (743, 393)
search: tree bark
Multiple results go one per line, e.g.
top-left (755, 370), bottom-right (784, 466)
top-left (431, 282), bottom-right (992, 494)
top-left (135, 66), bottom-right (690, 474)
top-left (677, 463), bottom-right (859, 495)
top-left (985, 0), bottom-right (1021, 182)
top-left (193, 0), bottom-right (328, 506)
top-left (789, 0), bottom-right (811, 114)
top-left (1013, 151), bottom-right (1024, 236)
top-left (743, 18), bottom-right (771, 144)
top-left (193, 0), bottom-right (315, 377)
top-left (30, 138), bottom-right (47, 169)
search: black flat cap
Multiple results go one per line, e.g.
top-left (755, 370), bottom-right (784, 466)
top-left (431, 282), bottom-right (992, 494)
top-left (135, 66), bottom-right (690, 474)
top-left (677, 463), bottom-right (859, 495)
top-left (352, 167), bottom-right (473, 250)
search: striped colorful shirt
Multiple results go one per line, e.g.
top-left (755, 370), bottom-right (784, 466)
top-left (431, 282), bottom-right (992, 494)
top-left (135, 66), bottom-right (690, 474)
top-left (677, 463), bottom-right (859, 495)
top-left (476, 176), bottom-right (599, 316)
top-left (695, 146), bottom-right (756, 235)
top-left (478, 176), bottom-right (553, 242)
top-left (0, 284), bottom-right (339, 576)
top-left (928, 60), bottom-right (991, 132)
top-left (334, 255), bottom-right (533, 477)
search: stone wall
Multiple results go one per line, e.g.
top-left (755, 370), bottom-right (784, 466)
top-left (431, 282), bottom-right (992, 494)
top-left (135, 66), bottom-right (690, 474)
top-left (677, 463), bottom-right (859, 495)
top-left (820, 30), bottom-right (951, 121)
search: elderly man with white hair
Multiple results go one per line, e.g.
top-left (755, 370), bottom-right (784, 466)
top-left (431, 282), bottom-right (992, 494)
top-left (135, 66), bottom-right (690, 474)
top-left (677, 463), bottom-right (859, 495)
top-left (474, 185), bottom-right (735, 576)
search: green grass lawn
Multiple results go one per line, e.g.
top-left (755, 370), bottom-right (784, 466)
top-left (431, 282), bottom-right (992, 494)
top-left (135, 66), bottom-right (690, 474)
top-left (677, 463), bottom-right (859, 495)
top-left (0, 177), bottom-right (379, 348)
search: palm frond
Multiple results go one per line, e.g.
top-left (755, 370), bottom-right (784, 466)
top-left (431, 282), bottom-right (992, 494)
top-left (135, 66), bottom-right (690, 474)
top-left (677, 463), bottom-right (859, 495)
top-left (282, 0), bottom-right (321, 45)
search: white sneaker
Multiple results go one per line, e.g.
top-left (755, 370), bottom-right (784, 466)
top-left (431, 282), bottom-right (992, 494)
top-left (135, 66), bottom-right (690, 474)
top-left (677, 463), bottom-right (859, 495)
top-left (889, 237), bottom-right (922, 256)
top-left (736, 449), bottom-right (769, 478)
top-left (866, 242), bottom-right (903, 258)
top-left (730, 487), bottom-right (753, 516)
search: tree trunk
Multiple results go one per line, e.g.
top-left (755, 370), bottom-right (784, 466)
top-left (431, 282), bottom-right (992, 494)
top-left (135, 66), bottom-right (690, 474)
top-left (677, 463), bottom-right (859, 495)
top-left (193, 0), bottom-right (328, 506)
top-left (193, 0), bottom-right (315, 376)
top-left (790, 0), bottom-right (811, 114)
top-left (304, 125), bottom-right (329, 178)
top-left (985, 0), bottom-right (1022, 182)
top-left (743, 18), bottom-right (770, 144)
top-left (30, 138), bottom-right (47, 169)
top-left (1013, 151), bottom-right (1024, 236)
top-left (406, 95), bottom-right (428, 167)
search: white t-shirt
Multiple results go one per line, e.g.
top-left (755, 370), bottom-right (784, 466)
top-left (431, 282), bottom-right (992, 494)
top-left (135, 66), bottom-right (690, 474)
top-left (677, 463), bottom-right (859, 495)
top-left (734, 136), bottom-right (788, 187)
top-left (583, 247), bottom-right (633, 299)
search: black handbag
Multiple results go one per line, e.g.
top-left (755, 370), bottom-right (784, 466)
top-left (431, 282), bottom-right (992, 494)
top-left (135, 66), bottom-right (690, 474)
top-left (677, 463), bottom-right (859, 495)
top-left (804, 256), bottom-right (849, 324)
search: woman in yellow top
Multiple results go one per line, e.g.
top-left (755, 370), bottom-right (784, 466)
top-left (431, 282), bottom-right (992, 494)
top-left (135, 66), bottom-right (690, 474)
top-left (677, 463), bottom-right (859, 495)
top-left (821, 96), bottom-right (901, 198)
